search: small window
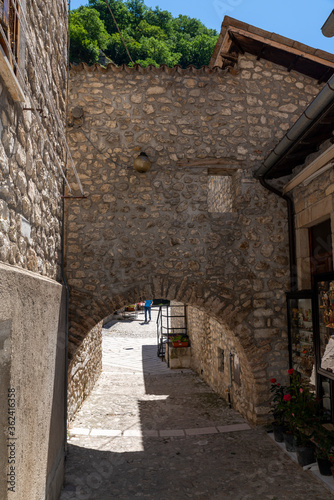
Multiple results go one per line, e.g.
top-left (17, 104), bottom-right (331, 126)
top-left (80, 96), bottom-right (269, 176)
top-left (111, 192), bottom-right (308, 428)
top-left (232, 353), bottom-right (241, 386)
top-left (218, 348), bottom-right (224, 373)
top-left (0, 0), bottom-right (23, 101)
top-left (208, 174), bottom-right (233, 213)
top-left (0, 0), bottom-right (20, 71)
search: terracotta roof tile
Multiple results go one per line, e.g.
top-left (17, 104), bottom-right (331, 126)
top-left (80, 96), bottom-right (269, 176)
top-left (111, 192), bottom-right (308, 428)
top-left (69, 62), bottom-right (231, 75)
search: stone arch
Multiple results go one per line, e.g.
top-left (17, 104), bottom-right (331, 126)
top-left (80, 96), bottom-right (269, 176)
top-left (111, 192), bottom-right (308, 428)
top-left (68, 275), bottom-right (264, 422)
top-left (65, 56), bottom-right (320, 422)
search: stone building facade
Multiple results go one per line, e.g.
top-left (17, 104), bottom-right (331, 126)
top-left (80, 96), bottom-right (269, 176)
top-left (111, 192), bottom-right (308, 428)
top-left (66, 35), bottom-right (329, 422)
top-left (267, 134), bottom-right (334, 421)
top-left (0, 1), bottom-right (68, 499)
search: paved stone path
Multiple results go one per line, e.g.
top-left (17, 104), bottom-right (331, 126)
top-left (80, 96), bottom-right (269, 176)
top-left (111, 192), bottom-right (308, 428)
top-left (60, 309), bottom-right (333, 500)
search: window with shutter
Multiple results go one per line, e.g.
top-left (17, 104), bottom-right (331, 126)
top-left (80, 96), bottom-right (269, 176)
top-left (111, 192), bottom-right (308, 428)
top-left (0, 0), bottom-right (20, 69)
top-left (0, 0), bottom-right (23, 101)
top-left (0, 0), bottom-right (10, 56)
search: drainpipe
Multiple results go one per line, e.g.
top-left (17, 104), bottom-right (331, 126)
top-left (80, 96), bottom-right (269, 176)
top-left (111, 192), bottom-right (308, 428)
top-left (61, 0), bottom-right (71, 456)
top-left (254, 72), bottom-right (334, 291)
top-left (61, 178), bottom-right (69, 456)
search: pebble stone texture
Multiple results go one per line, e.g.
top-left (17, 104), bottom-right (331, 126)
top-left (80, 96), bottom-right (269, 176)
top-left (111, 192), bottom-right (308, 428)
top-left (66, 54), bottom-right (322, 421)
top-left (60, 310), bottom-right (334, 500)
top-left (0, 0), bottom-right (68, 280)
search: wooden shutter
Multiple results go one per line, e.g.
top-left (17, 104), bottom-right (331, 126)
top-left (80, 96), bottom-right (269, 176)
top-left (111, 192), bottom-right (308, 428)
top-left (0, 0), bottom-right (10, 28)
top-left (0, 0), bottom-right (20, 72)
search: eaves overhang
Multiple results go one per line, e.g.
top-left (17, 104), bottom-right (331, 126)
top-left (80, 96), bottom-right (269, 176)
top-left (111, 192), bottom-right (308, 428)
top-left (255, 73), bottom-right (334, 180)
top-left (210, 17), bottom-right (334, 83)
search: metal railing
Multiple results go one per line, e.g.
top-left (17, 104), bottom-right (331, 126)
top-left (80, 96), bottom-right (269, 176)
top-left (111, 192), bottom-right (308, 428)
top-left (156, 304), bottom-right (188, 358)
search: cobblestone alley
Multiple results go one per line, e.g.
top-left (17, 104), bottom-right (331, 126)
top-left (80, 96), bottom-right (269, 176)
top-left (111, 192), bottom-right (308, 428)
top-left (60, 309), bottom-right (333, 500)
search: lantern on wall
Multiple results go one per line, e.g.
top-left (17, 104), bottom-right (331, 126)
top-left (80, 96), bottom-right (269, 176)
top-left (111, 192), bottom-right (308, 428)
top-left (133, 152), bottom-right (151, 173)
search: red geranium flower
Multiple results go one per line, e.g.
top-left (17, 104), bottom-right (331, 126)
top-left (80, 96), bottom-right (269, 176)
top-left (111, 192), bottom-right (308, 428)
top-left (283, 394), bottom-right (292, 402)
top-left (276, 383), bottom-right (280, 387)
top-left (270, 378), bottom-right (276, 383)
top-left (288, 368), bottom-right (294, 375)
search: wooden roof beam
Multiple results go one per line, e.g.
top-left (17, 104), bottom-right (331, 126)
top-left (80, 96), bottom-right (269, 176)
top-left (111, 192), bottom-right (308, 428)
top-left (318, 67), bottom-right (333, 84)
top-left (300, 131), bottom-right (334, 145)
top-left (256, 44), bottom-right (266, 61)
top-left (287, 55), bottom-right (301, 72)
top-left (228, 31), bottom-right (245, 54)
top-left (227, 27), bottom-right (334, 70)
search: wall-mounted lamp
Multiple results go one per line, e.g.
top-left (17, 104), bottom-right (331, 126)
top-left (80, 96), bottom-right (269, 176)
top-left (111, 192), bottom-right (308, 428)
top-left (133, 152), bottom-right (151, 173)
top-left (321, 10), bottom-right (334, 37)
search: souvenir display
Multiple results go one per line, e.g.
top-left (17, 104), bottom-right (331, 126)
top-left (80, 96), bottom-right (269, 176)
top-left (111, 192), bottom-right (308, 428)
top-left (317, 280), bottom-right (334, 375)
top-left (288, 297), bottom-right (315, 383)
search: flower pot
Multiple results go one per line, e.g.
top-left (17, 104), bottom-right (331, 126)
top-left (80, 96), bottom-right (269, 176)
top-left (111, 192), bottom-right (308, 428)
top-left (172, 341), bottom-right (189, 348)
top-left (283, 431), bottom-right (296, 452)
top-left (296, 444), bottom-right (315, 467)
top-left (317, 457), bottom-right (332, 476)
top-left (272, 422), bottom-right (285, 443)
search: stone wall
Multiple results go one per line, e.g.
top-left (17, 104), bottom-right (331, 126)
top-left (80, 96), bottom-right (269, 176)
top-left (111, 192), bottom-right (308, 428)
top-left (0, 1), bottom-right (68, 499)
top-left (67, 321), bottom-right (103, 422)
top-left (170, 300), bottom-right (288, 421)
top-left (67, 54), bottom-right (321, 421)
top-left (187, 304), bottom-right (288, 422)
top-left (0, 0), bottom-right (67, 279)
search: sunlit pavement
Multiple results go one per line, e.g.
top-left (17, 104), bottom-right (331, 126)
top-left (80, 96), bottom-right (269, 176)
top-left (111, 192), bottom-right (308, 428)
top-left (60, 309), bottom-right (333, 500)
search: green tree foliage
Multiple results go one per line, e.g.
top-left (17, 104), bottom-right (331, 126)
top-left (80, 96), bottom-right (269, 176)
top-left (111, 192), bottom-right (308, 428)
top-left (70, 1), bottom-right (218, 68)
top-left (70, 6), bottom-right (112, 64)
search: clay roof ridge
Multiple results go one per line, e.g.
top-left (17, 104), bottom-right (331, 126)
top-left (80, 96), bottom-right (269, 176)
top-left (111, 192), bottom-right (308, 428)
top-left (69, 62), bottom-right (231, 75)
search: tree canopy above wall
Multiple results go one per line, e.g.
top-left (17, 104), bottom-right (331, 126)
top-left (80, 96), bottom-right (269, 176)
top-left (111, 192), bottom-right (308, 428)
top-left (70, 0), bottom-right (218, 68)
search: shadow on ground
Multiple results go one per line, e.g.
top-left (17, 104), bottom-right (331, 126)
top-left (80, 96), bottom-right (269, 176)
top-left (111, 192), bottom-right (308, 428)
top-left (60, 337), bottom-right (333, 499)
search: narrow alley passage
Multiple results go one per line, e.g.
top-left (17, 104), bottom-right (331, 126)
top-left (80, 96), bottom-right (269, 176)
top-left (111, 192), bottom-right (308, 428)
top-left (60, 309), bottom-right (333, 500)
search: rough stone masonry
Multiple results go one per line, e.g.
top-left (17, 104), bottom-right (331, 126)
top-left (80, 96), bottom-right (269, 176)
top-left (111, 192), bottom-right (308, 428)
top-left (0, 1), bottom-right (68, 499)
top-left (67, 53), bottom-right (321, 422)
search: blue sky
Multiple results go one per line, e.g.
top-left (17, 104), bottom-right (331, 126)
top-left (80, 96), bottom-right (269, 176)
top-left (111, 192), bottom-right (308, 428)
top-left (69, 0), bottom-right (334, 53)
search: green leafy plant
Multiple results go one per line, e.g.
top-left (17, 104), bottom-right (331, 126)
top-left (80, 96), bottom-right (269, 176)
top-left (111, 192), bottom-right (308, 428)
top-left (171, 335), bottom-right (188, 343)
top-left (270, 370), bottom-right (333, 455)
top-left (270, 369), bottom-right (319, 436)
top-left (283, 369), bottom-right (318, 437)
top-left (313, 425), bottom-right (334, 460)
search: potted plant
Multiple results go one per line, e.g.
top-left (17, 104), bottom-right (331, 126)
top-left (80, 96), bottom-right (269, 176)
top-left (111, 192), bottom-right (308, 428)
top-left (269, 377), bottom-right (286, 442)
top-left (314, 426), bottom-right (334, 476)
top-left (282, 369), bottom-right (318, 454)
top-left (294, 429), bottom-right (316, 467)
top-left (171, 335), bottom-right (189, 348)
top-left (330, 453), bottom-right (334, 478)
top-left (269, 369), bottom-right (318, 456)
